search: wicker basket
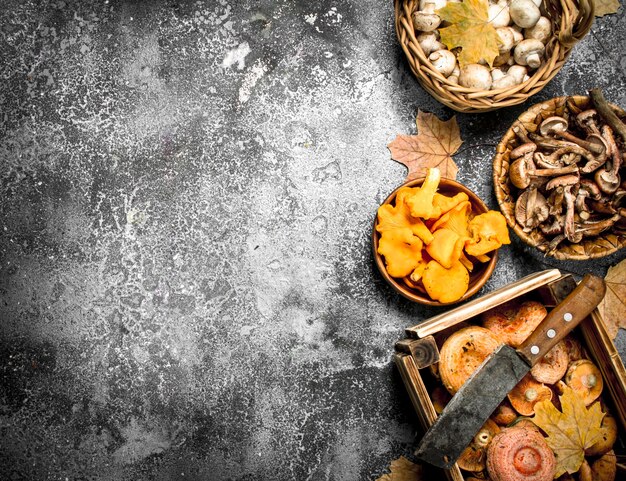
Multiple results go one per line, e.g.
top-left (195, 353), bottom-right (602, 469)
top-left (394, 0), bottom-right (595, 113)
top-left (493, 95), bottom-right (626, 260)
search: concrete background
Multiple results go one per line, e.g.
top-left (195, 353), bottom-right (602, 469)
top-left (1, 1), bottom-right (625, 480)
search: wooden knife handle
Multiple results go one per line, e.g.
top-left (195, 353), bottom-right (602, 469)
top-left (517, 274), bottom-right (606, 366)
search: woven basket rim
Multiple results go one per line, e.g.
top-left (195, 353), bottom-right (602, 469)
top-left (493, 95), bottom-right (626, 260)
top-left (394, 0), bottom-right (595, 112)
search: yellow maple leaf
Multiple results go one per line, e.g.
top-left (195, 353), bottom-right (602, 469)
top-left (597, 258), bottom-right (626, 339)
top-left (376, 456), bottom-right (423, 481)
top-left (533, 385), bottom-right (605, 477)
top-left (595, 0), bottom-right (621, 17)
top-left (437, 0), bottom-right (500, 67)
top-left (387, 111), bottom-right (462, 181)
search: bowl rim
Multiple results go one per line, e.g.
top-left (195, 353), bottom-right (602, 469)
top-left (372, 177), bottom-right (498, 306)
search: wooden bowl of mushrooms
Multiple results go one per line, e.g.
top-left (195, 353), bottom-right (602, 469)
top-left (373, 169), bottom-right (508, 305)
top-left (394, 0), bottom-right (594, 112)
top-left (493, 92), bottom-right (626, 260)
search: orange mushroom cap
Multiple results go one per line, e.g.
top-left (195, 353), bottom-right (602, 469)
top-left (561, 335), bottom-right (584, 363)
top-left (585, 413), bottom-right (618, 457)
top-left (425, 228), bottom-right (465, 269)
top-left (439, 326), bottom-right (501, 395)
top-left (565, 359), bottom-right (603, 406)
top-left (458, 419), bottom-right (501, 472)
top-left (482, 300), bottom-right (547, 348)
top-left (591, 450), bottom-right (617, 481)
top-left (492, 400), bottom-right (519, 426)
top-left (508, 373), bottom-right (553, 416)
top-left (486, 426), bottom-right (556, 481)
top-left (377, 228), bottom-right (423, 278)
top-left (530, 340), bottom-right (569, 385)
top-left (421, 259), bottom-right (469, 304)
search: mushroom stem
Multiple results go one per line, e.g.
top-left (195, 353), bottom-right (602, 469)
top-left (555, 131), bottom-right (605, 155)
top-left (590, 88), bottom-right (626, 145)
top-left (564, 186), bottom-right (582, 243)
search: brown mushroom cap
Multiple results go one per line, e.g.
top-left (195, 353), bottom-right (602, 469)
top-left (439, 326), bottom-right (501, 395)
top-left (561, 335), bottom-right (584, 363)
top-left (530, 340), bottom-right (569, 384)
top-left (492, 400), bottom-right (519, 426)
top-left (565, 359), bottom-right (603, 405)
top-left (585, 413), bottom-right (618, 456)
top-left (508, 373), bottom-right (553, 416)
top-left (486, 426), bottom-right (556, 481)
top-left (458, 419), bottom-right (501, 472)
top-left (592, 450), bottom-right (617, 481)
top-left (482, 300), bottom-right (547, 348)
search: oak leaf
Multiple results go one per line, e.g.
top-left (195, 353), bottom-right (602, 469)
top-left (376, 456), bottom-right (424, 481)
top-left (388, 111), bottom-right (462, 181)
top-left (533, 385), bottom-right (605, 477)
top-left (595, 0), bottom-right (621, 16)
top-left (597, 258), bottom-right (626, 339)
top-left (437, 0), bottom-right (500, 67)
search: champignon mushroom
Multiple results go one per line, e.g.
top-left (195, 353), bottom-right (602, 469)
top-left (417, 31), bottom-right (446, 56)
top-left (419, 0), bottom-right (447, 9)
top-left (508, 373), bottom-right (553, 416)
top-left (530, 340), bottom-right (568, 384)
top-left (524, 16), bottom-right (552, 43)
top-left (488, 1), bottom-right (511, 28)
top-left (509, 0), bottom-right (541, 28)
top-left (514, 39), bottom-right (545, 68)
top-left (412, 3), bottom-right (441, 32)
top-left (429, 49), bottom-right (457, 77)
top-left (481, 300), bottom-right (547, 347)
top-left (565, 359), bottom-right (603, 405)
top-left (459, 64), bottom-right (492, 89)
top-left (496, 27), bottom-right (517, 53)
top-left (586, 413), bottom-right (618, 456)
top-left (515, 187), bottom-right (549, 231)
top-left (458, 419), bottom-right (501, 472)
top-left (439, 326), bottom-right (501, 395)
top-left (492, 65), bottom-right (528, 89)
top-left (486, 426), bottom-right (556, 481)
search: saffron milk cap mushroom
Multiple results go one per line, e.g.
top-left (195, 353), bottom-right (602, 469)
top-left (507, 373), bottom-right (552, 416)
top-left (481, 299), bottom-right (547, 347)
top-left (565, 359), bottom-right (603, 405)
top-left (458, 419), bottom-right (501, 472)
top-left (529, 340), bottom-right (568, 384)
top-left (585, 413), bottom-right (618, 456)
top-left (486, 426), bottom-right (557, 481)
top-left (439, 326), bottom-right (501, 395)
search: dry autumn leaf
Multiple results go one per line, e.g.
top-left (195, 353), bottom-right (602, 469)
top-left (533, 385), bottom-right (605, 477)
top-left (437, 0), bottom-right (500, 67)
top-left (376, 456), bottom-right (424, 481)
top-left (388, 111), bottom-right (462, 181)
top-left (597, 258), bottom-right (626, 339)
top-left (595, 0), bottom-right (621, 16)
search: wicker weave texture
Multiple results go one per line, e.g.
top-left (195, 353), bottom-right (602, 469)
top-left (493, 96), bottom-right (626, 260)
top-left (395, 0), bottom-right (595, 113)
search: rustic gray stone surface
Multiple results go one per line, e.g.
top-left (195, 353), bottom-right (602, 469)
top-left (1, 1), bottom-right (625, 480)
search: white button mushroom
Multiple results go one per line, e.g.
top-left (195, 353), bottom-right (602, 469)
top-left (514, 39), bottom-right (545, 68)
top-left (429, 49), bottom-right (457, 77)
top-left (488, 1), bottom-right (511, 29)
top-left (448, 64), bottom-right (461, 84)
top-left (459, 64), bottom-right (492, 89)
top-left (496, 27), bottom-right (517, 53)
top-left (524, 16), bottom-right (552, 43)
top-left (417, 31), bottom-right (446, 56)
top-left (509, 0), bottom-right (541, 29)
top-left (412, 3), bottom-right (442, 32)
top-left (419, 0), bottom-right (447, 10)
top-left (491, 65), bottom-right (527, 89)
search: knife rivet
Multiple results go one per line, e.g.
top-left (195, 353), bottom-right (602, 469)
top-left (547, 329), bottom-right (556, 338)
top-left (530, 345), bottom-right (539, 355)
top-left (564, 312), bottom-right (573, 322)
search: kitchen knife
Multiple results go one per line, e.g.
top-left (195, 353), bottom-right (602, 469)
top-left (414, 273), bottom-right (606, 469)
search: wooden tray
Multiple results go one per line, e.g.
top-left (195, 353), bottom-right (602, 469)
top-left (395, 269), bottom-right (626, 481)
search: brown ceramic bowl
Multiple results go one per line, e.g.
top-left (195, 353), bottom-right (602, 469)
top-left (372, 177), bottom-right (498, 306)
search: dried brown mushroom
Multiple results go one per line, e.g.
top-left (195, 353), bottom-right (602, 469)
top-left (508, 373), bottom-right (552, 416)
top-left (439, 326), bottom-right (501, 395)
top-left (530, 340), bottom-right (569, 384)
top-left (458, 419), bottom-right (501, 472)
top-left (486, 426), bottom-right (556, 481)
top-left (482, 300), bottom-right (547, 347)
top-left (565, 359), bottom-right (603, 406)
top-left (515, 188), bottom-right (550, 231)
top-left (585, 413), bottom-right (618, 456)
